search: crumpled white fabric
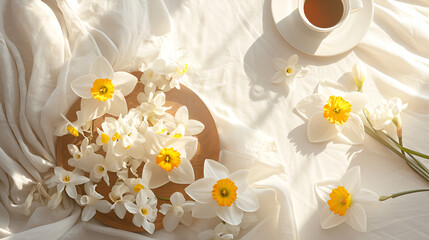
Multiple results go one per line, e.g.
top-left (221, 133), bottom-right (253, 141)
top-left (0, 0), bottom-right (297, 239)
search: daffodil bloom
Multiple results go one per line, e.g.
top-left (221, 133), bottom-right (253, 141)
top-left (109, 182), bottom-right (134, 219)
top-left (45, 167), bottom-right (89, 199)
top-left (124, 190), bottom-right (157, 234)
top-left (67, 137), bottom-right (101, 169)
top-left (80, 183), bottom-right (112, 221)
top-left (55, 113), bottom-right (88, 137)
top-left (159, 192), bottom-right (194, 232)
top-left (168, 106), bottom-right (205, 138)
top-left (314, 167), bottom-right (379, 232)
top-left (197, 222), bottom-right (240, 240)
top-left (352, 62), bottom-right (366, 92)
top-left (185, 160), bottom-right (259, 225)
top-left (271, 54), bottom-right (307, 89)
top-left (140, 57), bottom-right (188, 92)
top-left (142, 133), bottom-right (197, 188)
top-left (368, 97), bottom-right (407, 131)
top-left (137, 87), bottom-right (171, 124)
top-left (70, 56), bottom-right (137, 119)
top-left (296, 81), bottom-right (368, 144)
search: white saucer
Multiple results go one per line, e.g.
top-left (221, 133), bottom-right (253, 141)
top-left (271, 0), bottom-right (373, 57)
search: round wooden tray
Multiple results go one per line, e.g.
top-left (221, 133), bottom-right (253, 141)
top-left (56, 72), bottom-right (220, 232)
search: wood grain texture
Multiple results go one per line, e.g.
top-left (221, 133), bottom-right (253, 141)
top-left (56, 72), bottom-right (219, 232)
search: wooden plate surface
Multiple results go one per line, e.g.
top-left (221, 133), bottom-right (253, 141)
top-left (56, 72), bottom-right (220, 232)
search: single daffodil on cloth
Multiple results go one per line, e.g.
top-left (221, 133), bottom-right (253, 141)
top-left (185, 160), bottom-right (259, 226)
top-left (70, 56), bottom-right (137, 120)
top-left (314, 167), bottom-right (380, 232)
top-left (271, 54), bottom-right (307, 89)
top-left (296, 81), bottom-right (368, 144)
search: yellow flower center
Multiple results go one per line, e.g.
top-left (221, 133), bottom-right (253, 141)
top-left (285, 67), bottom-right (292, 74)
top-left (323, 96), bottom-right (352, 125)
top-left (101, 133), bottom-right (110, 144)
top-left (156, 128), bottom-right (167, 134)
top-left (327, 186), bottom-right (353, 216)
top-left (212, 178), bottom-right (238, 207)
top-left (179, 64), bottom-right (188, 75)
top-left (97, 165), bottom-right (105, 173)
top-left (133, 183), bottom-right (145, 193)
top-left (62, 176), bottom-right (70, 182)
top-left (112, 132), bottom-right (121, 141)
top-left (156, 148), bottom-right (181, 172)
top-left (141, 208), bottom-right (148, 215)
top-left (67, 125), bottom-right (79, 137)
top-left (91, 78), bottom-right (114, 102)
top-left (172, 133), bottom-right (183, 138)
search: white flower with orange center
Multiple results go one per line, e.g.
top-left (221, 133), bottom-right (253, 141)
top-left (185, 160), bottom-right (259, 225)
top-left (296, 81), bottom-right (368, 144)
top-left (271, 54), bottom-right (307, 89)
top-left (45, 167), bottom-right (89, 199)
top-left (315, 167), bottom-right (379, 232)
top-left (70, 56), bottom-right (137, 120)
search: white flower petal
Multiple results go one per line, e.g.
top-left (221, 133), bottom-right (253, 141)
top-left (175, 106), bottom-right (189, 122)
top-left (191, 202), bottom-right (218, 219)
top-left (132, 214), bottom-right (143, 227)
top-left (344, 92), bottom-right (368, 113)
top-left (204, 159), bottom-right (229, 181)
top-left (272, 58), bottom-right (288, 71)
top-left (354, 189), bottom-right (380, 211)
top-left (107, 92), bottom-right (127, 117)
top-left (180, 212), bottom-right (193, 226)
top-left (345, 204), bottom-right (367, 232)
top-left (136, 188), bottom-right (148, 206)
top-left (65, 185), bottom-right (77, 199)
top-left (320, 206), bottom-right (345, 229)
top-left (287, 54), bottom-right (299, 65)
top-left (169, 157), bottom-right (195, 184)
top-left (114, 202), bottom-right (127, 219)
top-left (235, 189), bottom-right (259, 212)
top-left (163, 213), bottom-right (180, 232)
top-left (124, 201), bottom-right (140, 214)
top-left (113, 72), bottom-right (137, 96)
top-left (296, 94), bottom-right (325, 120)
top-left (338, 113), bottom-right (364, 145)
top-left (270, 71), bottom-right (284, 84)
top-left (216, 204), bottom-right (243, 225)
top-left (142, 219), bottom-right (155, 234)
top-left (81, 98), bottom-right (110, 119)
top-left (90, 56), bottom-right (114, 79)
top-left (70, 74), bottom-right (96, 99)
top-left (185, 178), bottom-right (216, 204)
top-left (314, 181), bottom-right (340, 203)
top-left (229, 170), bottom-right (249, 194)
top-left (341, 167), bottom-right (361, 195)
top-left (143, 161), bottom-right (170, 189)
top-left (318, 81), bottom-right (347, 98)
top-left (170, 192), bottom-right (186, 206)
top-left (159, 204), bottom-right (172, 215)
top-left (95, 200), bottom-right (112, 213)
top-left (81, 206), bottom-right (96, 222)
top-left (307, 112), bottom-right (339, 143)
top-left (186, 120), bottom-right (205, 135)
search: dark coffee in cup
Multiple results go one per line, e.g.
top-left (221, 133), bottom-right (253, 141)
top-left (304, 0), bottom-right (344, 28)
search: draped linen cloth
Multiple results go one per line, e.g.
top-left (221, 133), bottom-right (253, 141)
top-left (0, 0), bottom-right (297, 239)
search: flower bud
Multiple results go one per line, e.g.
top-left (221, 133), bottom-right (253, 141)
top-left (352, 62), bottom-right (366, 92)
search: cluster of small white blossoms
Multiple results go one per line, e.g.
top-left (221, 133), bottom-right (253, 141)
top-left (25, 56), bottom-right (260, 237)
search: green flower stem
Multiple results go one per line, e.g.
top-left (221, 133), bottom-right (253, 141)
top-left (379, 189), bottom-right (429, 201)
top-left (156, 195), bottom-right (170, 201)
top-left (395, 144), bottom-right (429, 160)
top-left (398, 137), bottom-right (405, 155)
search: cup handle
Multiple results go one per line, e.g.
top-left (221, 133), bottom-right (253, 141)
top-left (349, 0), bottom-right (363, 13)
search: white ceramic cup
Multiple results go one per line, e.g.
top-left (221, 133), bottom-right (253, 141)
top-left (298, 0), bottom-right (363, 32)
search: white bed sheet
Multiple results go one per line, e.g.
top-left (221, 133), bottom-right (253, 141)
top-left (1, 0), bottom-right (429, 239)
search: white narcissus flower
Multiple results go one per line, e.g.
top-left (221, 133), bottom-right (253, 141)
top-left (45, 167), bottom-right (89, 199)
top-left (109, 182), bottom-right (135, 219)
top-left (124, 190), bottom-right (157, 234)
top-left (80, 183), bottom-right (112, 221)
top-left (68, 137), bottom-right (101, 169)
top-left (70, 56), bottom-right (137, 119)
top-left (296, 81), bottom-right (368, 144)
top-left (143, 133), bottom-right (197, 188)
top-left (368, 97), bottom-right (408, 131)
top-left (55, 112), bottom-right (90, 137)
top-left (197, 222), bottom-right (240, 240)
top-left (159, 192), bottom-right (195, 232)
top-left (314, 167), bottom-right (380, 232)
top-left (168, 106), bottom-right (205, 138)
top-left (271, 54), bottom-right (307, 89)
top-left (137, 88), bottom-right (171, 124)
top-left (185, 160), bottom-right (259, 226)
